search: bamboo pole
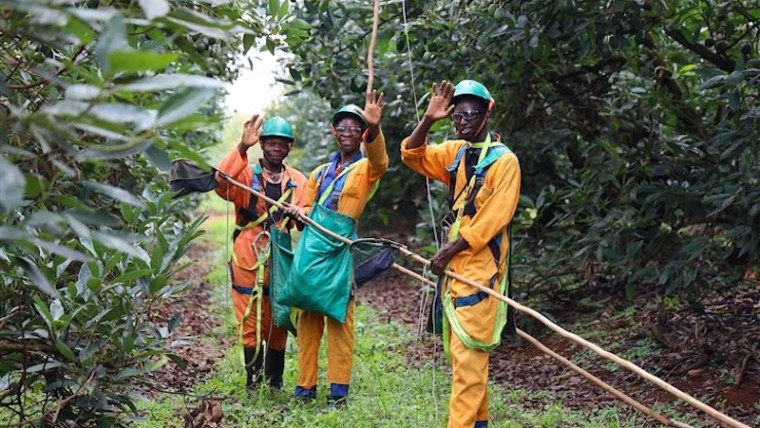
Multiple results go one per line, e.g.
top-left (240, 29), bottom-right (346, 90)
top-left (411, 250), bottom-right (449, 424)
top-left (515, 329), bottom-right (689, 427)
top-left (216, 173), bottom-right (749, 428)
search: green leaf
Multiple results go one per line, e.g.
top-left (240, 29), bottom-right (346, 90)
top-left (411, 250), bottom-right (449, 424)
top-left (117, 74), bottom-right (225, 92)
top-left (114, 367), bottom-right (141, 381)
top-left (0, 157), bottom-right (26, 212)
top-left (143, 357), bottom-right (168, 372)
top-left (85, 181), bottom-right (144, 207)
top-left (278, 0), bottom-right (289, 19)
top-left (138, 0), bottom-right (170, 20)
top-left (55, 340), bottom-right (76, 362)
top-left (88, 103), bottom-right (157, 131)
top-left (27, 361), bottom-right (63, 373)
top-left (94, 13), bottom-right (129, 72)
top-left (149, 274), bottom-right (167, 294)
top-left (33, 295), bottom-right (54, 323)
top-left (0, 226), bottom-right (28, 241)
top-left (168, 312), bottom-right (182, 333)
top-left (107, 50), bottom-right (179, 73)
top-left (92, 231), bottom-right (150, 263)
top-left (31, 239), bottom-right (88, 262)
top-left (269, 0), bottom-right (280, 17)
top-left (167, 139), bottom-right (210, 170)
top-left (65, 84), bottom-right (101, 100)
top-left (289, 18), bottom-right (311, 31)
top-left (156, 87), bottom-right (217, 126)
top-left (20, 258), bottom-right (59, 298)
top-left (50, 299), bottom-right (64, 320)
top-left (111, 268), bottom-right (153, 285)
top-left (175, 36), bottom-right (208, 69)
top-left (144, 144), bottom-right (171, 171)
top-left (243, 33), bottom-right (255, 54)
top-left (78, 339), bottom-right (104, 364)
top-left (164, 8), bottom-right (232, 38)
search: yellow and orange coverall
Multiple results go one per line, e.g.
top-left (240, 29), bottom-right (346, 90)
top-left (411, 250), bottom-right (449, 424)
top-left (401, 136), bottom-right (521, 428)
top-left (294, 131), bottom-right (388, 400)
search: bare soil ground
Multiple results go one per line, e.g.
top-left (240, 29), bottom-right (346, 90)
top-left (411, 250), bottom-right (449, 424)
top-left (356, 267), bottom-right (760, 427)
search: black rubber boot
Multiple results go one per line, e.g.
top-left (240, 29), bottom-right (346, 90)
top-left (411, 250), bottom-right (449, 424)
top-left (244, 347), bottom-right (264, 390)
top-left (264, 349), bottom-right (285, 390)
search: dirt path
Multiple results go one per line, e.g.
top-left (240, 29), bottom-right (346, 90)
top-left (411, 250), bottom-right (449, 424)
top-left (355, 268), bottom-right (760, 426)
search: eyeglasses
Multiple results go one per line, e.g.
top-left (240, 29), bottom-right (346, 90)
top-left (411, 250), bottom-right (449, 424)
top-left (451, 110), bottom-right (484, 122)
top-left (335, 126), bottom-right (364, 136)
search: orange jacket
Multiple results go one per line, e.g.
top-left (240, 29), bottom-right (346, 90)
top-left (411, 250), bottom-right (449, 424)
top-left (215, 147), bottom-right (308, 273)
top-left (401, 136), bottom-right (521, 298)
top-left (303, 131), bottom-right (388, 222)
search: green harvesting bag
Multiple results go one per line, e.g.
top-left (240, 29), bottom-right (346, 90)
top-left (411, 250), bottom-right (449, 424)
top-left (269, 227), bottom-right (298, 335)
top-left (281, 204), bottom-right (355, 323)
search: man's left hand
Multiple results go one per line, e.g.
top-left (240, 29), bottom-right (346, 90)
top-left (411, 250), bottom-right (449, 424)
top-left (362, 89), bottom-right (386, 129)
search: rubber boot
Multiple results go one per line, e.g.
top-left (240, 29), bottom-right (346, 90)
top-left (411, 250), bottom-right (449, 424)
top-left (244, 347), bottom-right (264, 390)
top-left (264, 349), bottom-right (285, 390)
top-left (327, 383), bottom-right (348, 407)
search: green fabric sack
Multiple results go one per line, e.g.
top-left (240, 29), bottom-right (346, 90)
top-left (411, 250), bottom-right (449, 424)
top-left (269, 227), bottom-right (297, 335)
top-left (281, 204), bottom-right (355, 323)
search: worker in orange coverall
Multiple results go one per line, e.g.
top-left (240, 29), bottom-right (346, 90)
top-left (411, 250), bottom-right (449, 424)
top-left (215, 115), bottom-right (307, 391)
top-left (283, 90), bottom-right (388, 405)
top-left (401, 80), bottom-right (521, 428)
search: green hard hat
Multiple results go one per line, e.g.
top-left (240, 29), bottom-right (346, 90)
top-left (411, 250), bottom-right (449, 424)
top-left (453, 80), bottom-right (492, 103)
top-left (332, 104), bottom-right (367, 127)
top-left (261, 116), bottom-right (294, 140)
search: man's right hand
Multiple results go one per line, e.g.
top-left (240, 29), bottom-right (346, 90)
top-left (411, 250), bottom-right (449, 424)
top-left (282, 203), bottom-right (305, 221)
top-left (423, 80), bottom-right (455, 122)
top-left (240, 114), bottom-right (263, 149)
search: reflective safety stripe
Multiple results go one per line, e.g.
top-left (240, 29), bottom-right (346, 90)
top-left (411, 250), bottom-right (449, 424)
top-left (442, 283), bottom-right (507, 360)
top-left (441, 134), bottom-right (514, 360)
top-left (316, 159), bottom-right (381, 209)
top-left (235, 187), bottom-right (293, 232)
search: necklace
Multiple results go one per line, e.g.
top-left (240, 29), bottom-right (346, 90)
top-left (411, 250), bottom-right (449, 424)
top-left (263, 166), bottom-right (284, 184)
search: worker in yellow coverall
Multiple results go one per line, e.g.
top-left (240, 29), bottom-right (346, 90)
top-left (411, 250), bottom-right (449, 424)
top-left (401, 80), bottom-right (521, 428)
top-left (215, 115), bottom-right (308, 391)
top-left (283, 90), bottom-right (388, 405)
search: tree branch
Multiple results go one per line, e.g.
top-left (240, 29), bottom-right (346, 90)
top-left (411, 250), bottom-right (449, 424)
top-left (664, 28), bottom-right (736, 73)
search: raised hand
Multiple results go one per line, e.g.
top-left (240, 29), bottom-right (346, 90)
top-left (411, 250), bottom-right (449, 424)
top-left (424, 80), bottom-right (455, 122)
top-left (362, 89), bottom-right (386, 128)
top-left (240, 114), bottom-right (263, 149)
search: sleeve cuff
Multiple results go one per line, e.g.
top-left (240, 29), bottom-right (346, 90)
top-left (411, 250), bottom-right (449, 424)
top-left (400, 137), bottom-right (427, 159)
top-left (457, 225), bottom-right (487, 254)
top-left (366, 129), bottom-right (383, 145)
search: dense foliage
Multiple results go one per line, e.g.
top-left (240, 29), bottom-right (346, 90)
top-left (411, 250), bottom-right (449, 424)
top-left (0, 0), bottom-right (308, 425)
top-left (282, 0), bottom-right (759, 297)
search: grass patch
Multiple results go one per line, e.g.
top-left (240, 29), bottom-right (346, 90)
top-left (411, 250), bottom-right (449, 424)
top-left (136, 216), bottom-right (649, 427)
top-left (138, 303), bottom-right (648, 427)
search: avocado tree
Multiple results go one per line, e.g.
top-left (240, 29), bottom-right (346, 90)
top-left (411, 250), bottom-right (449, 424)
top-left (280, 0), bottom-right (759, 297)
top-left (0, 0), bottom-right (309, 425)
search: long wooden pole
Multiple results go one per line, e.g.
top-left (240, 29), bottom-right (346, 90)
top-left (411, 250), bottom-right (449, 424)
top-left (217, 173), bottom-right (749, 428)
top-left (366, 0), bottom-right (380, 95)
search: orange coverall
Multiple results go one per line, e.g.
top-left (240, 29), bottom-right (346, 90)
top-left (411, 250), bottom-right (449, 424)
top-left (401, 136), bottom-right (521, 428)
top-left (215, 147), bottom-right (307, 352)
